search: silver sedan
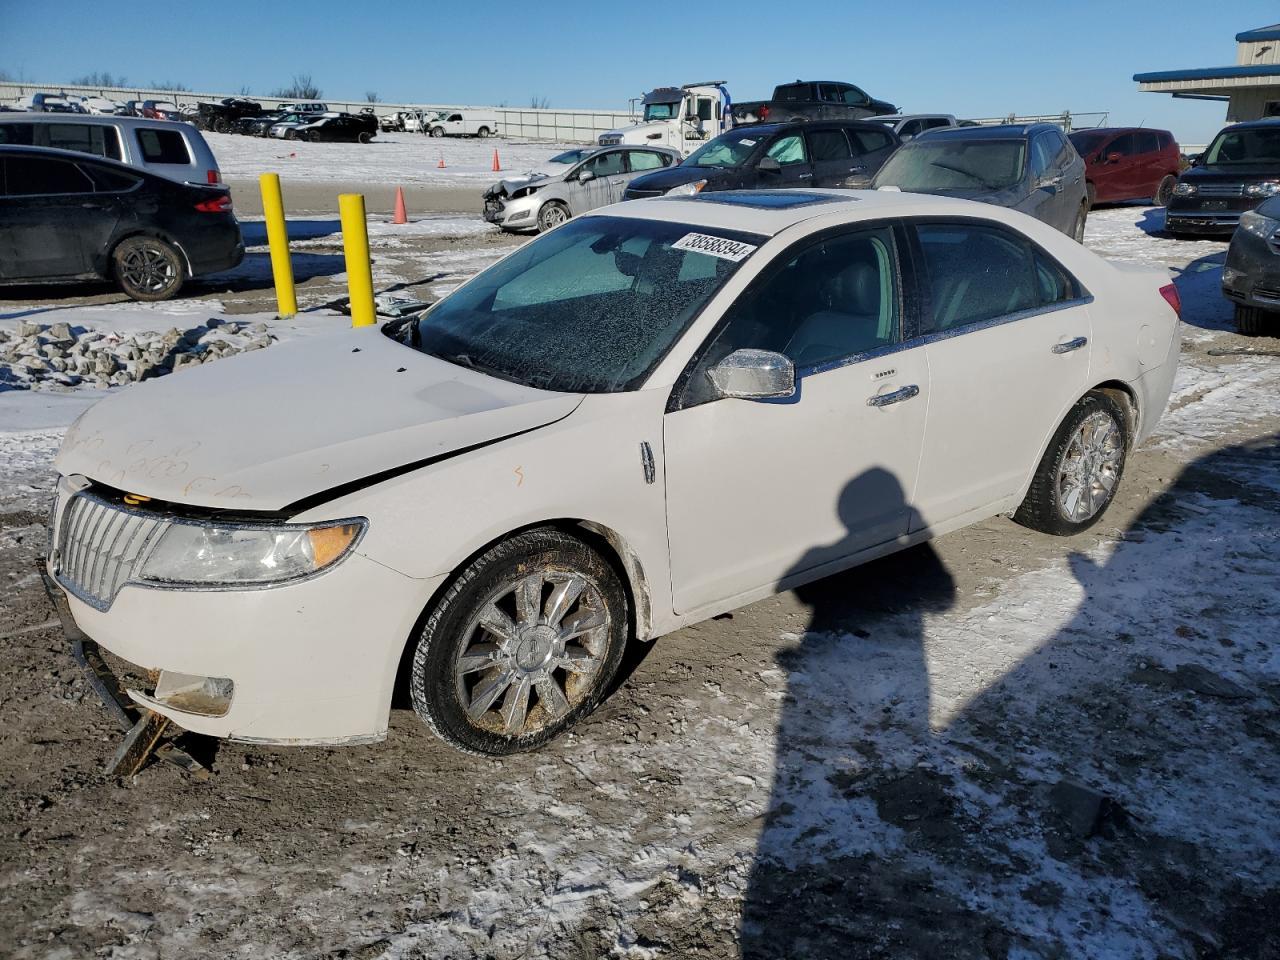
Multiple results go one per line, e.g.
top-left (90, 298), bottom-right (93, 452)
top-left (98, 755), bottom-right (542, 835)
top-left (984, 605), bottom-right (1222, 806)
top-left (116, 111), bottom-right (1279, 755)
top-left (483, 145), bottom-right (681, 232)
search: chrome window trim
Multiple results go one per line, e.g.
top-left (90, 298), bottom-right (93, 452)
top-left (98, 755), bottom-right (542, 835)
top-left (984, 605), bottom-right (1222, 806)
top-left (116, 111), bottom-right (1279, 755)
top-left (796, 295), bottom-right (1094, 379)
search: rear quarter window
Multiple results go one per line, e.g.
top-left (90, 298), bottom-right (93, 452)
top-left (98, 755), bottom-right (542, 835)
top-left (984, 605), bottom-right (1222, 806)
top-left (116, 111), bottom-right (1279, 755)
top-left (48, 123), bottom-right (123, 161)
top-left (135, 128), bottom-right (191, 164)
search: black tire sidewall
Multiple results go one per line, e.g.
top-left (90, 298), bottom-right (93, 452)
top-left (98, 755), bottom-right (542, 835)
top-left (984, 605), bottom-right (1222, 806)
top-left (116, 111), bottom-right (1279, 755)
top-left (1155, 175), bottom-right (1176, 207)
top-left (1016, 392), bottom-right (1129, 536)
top-left (409, 528), bottom-right (629, 756)
top-left (113, 237), bottom-right (184, 302)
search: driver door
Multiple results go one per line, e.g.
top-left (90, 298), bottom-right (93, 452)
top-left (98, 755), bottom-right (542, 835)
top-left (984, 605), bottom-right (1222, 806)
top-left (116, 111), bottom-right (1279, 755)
top-left (576, 149), bottom-right (629, 211)
top-left (663, 224), bottom-right (929, 614)
top-left (758, 132), bottom-right (814, 188)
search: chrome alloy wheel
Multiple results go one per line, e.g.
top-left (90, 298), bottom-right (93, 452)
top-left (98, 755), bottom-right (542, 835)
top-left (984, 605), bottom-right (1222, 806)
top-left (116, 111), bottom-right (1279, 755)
top-left (454, 571), bottom-right (609, 736)
top-left (1056, 411), bottom-right (1122, 523)
top-left (539, 203), bottom-right (568, 230)
top-left (118, 245), bottom-right (177, 294)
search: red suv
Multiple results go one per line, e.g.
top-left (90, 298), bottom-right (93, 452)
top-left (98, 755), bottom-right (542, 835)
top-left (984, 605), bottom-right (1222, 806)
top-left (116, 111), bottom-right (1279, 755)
top-left (1068, 127), bottom-right (1181, 207)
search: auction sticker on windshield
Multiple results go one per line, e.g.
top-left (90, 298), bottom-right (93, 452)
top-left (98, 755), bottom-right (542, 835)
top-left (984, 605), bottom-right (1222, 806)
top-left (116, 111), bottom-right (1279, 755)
top-left (672, 233), bottom-right (758, 262)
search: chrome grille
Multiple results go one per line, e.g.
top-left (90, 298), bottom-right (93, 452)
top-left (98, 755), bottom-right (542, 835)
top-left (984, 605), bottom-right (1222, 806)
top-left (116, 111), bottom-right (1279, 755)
top-left (56, 494), bottom-right (165, 610)
top-left (1196, 184), bottom-right (1246, 197)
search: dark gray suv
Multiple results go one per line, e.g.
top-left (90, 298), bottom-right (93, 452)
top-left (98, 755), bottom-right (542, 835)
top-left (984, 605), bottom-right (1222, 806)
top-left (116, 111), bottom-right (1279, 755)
top-left (871, 123), bottom-right (1089, 241)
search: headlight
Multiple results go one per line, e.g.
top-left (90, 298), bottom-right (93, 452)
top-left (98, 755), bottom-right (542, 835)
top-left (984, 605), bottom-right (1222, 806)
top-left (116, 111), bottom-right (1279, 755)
top-left (665, 180), bottom-right (707, 197)
top-left (1172, 182), bottom-right (1197, 197)
top-left (138, 518), bottom-right (365, 588)
top-left (1239, 209), bottom-right (1280, 241)
top-left (1244, 181), bottom-right (1280, 198)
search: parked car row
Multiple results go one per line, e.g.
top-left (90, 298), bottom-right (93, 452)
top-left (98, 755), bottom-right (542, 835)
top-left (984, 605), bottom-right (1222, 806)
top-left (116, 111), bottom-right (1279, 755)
top-left (220, 105), bottom-right (378, 143)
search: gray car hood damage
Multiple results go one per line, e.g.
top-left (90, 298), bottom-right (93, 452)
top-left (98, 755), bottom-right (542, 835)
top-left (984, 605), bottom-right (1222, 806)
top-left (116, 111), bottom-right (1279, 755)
top-left (56, 329), bottom-right (583, 513)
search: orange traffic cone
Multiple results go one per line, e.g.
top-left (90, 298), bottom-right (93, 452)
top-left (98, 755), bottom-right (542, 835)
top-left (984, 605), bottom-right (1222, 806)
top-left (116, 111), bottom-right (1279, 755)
top-left (437, 153), bottom-right (446, 169)
top-left (492, 149), bottom-right (501, 172)
top-left (393, 186), bottom-right (408, 224)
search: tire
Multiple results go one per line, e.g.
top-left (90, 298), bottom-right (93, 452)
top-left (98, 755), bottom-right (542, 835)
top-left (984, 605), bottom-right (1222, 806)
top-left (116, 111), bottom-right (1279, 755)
top-left (358, 131), bottom-right (372, 144)
top-left (1235, 304), bottom-right (1274, 336)
top-left (1086, 182), bottom-right (1096, 209)
top-left (430, 126), bottom-right (444, 138)
top-left (408, 527), bottom-right (629, 756)
top-left (476, 126), bottom-right (490, 139)
top-left (112, 236), bottom-right (185, 302)
top-left (537, 201), bottom-right (570, 233)
top-left (1154, 174), bottom-right (1177, 207)
top-left (1014, 391), bottom-right (1129, 536)
top-left (284, 129), bottom-right (298, 141)
top-left (1071, 202), bottom-right (1088, 244)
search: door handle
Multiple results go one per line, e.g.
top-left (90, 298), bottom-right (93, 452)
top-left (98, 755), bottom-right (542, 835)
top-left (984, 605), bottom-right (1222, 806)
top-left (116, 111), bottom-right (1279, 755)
top-left (81, 202), bottom-right (104, 209)
top-left (797, 172), bottom-right (813, 180)
top-left (867, 384), bottom-right (920, 407)
top-left (1052, 336), bottom-right (1088, 354)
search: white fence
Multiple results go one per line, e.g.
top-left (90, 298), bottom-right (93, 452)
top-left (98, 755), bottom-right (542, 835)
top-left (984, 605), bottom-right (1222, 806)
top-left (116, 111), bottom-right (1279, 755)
top-left (0, 81), bottom-right (634, 143)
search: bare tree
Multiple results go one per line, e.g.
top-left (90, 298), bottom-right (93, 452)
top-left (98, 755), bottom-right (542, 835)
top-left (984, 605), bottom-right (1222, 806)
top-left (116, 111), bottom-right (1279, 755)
top-left (238, 84), bottom-right (253, 96)
top-left (72, 70), bottom-right (128, 87)
top-left (529, 95), bottom-right (550, 109)
top-left (151, 80), bottom-right (191, 92)
top-left (271, 74), bottom-right (322, 99)
top-left (0, 69), bottom-right (12, 82)
top-left (365, 90), bottom-right (380, 103)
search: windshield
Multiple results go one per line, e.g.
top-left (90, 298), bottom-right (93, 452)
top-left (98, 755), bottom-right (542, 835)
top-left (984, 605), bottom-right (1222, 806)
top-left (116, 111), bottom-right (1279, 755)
top-left (1068, 130), bottom-right (1110, 156)
top-left (684, 129), bottom-right (765, 168)
top-left (392, 215), bottom-right (763, 393)
top-left (873, 139), bottom-right (1027, 192)
top-left (643, 101), bottom-right (680, 122)
top-left (1203, 127), bottom-right (1280, 166)
top-left (549, 148), bottom-right (593, 165)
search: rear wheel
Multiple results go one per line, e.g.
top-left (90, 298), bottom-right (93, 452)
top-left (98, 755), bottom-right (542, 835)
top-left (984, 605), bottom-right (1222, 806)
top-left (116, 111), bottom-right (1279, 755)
top-left (1235, 304), bottom-right (1276, 336)
top-left (476, 126), bottom-right (491, 139)
top-left (409, 528), bottom-right (629, 755)
top-left (1014, 391), bottom-right (1128, 536)
top-left (113, 236), bottom-right (184, 302)
top-left (1154, 174), bottom-right (1177, 207)
top-left (537, 201), bottom-right (570, 232)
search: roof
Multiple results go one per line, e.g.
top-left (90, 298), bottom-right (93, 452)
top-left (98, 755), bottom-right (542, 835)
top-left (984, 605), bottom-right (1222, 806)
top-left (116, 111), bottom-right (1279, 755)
top-left (0, 112), bottom-right (187, 130)
top-left (1237, 23), bottom-right (1280, 42)
top-left (908, 123), bottom-right (1049, 140)
top-left (1133, 64), bottom-right (1280, 83)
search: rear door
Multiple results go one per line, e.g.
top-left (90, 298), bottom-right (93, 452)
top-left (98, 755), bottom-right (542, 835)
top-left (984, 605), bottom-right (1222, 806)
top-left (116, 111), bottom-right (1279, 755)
top-left (847, 125), bottom-right (899, 176)
top-left (805, 128), bottom-right (863, 186)
top-left (908, 220), bottom-right (1092, 526)
top-left (46, 122), bottom-right (124, 162)
top-left (0, 155), bottom-right (117, 279)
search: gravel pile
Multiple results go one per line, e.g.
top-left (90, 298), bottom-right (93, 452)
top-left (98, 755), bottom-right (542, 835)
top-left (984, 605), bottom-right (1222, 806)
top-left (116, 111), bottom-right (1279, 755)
top-left (0, 319), bottom-right (277, 391)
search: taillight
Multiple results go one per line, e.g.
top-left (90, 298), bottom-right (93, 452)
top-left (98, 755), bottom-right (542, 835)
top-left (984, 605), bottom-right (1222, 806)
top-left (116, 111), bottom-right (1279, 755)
top-left (1159, 282), bottom-right (1181, 318)
top-left (195, 195), bottom-right (232, 213)
top-left (758, 105), bottom-right (770, 121)
top-left (207, 169), bottom-right (220, 184)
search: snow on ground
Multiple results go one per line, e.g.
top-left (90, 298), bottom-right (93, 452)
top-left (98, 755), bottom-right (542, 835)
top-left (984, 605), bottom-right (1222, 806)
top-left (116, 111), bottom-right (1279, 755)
top-left (209, 131), bottom-right (568, 186)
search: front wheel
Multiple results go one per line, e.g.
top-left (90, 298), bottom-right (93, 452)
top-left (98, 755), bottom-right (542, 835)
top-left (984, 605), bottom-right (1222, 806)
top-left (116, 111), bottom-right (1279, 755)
top-left (409, 528), bottom-right (629, 755)
top-left (537, 201), bottom-right (570, 232)
top-left (1014, 391), bottom-right (1128, 536)
top-left (358, 131), bottom-right (372, 144)
top-left (113, 236), bottom-right (185, 302)
top-left (1154, 174), bottom-right (1177, 207)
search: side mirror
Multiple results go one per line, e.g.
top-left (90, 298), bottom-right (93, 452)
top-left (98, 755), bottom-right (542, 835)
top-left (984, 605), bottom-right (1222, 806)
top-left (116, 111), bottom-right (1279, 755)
top-left (1189, 154), bottom-right (1202, 167)
top-left (1106, 152), bottom-right (1122, 164)
top-left (578, 169), bottom-right (596, 183)
top-left (757, 156), bottom-right (782, 174)
top-left (708, 349), bottom-right (796, 400)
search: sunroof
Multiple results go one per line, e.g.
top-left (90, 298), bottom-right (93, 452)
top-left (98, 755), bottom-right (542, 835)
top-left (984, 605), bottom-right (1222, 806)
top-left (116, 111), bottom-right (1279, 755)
top-left (693, 191), bottom-right (848, 209)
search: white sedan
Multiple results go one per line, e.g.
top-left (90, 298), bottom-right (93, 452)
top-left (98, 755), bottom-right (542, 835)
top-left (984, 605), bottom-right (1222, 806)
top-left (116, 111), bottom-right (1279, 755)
top-left (45, 190), bottom-right (1181, 760)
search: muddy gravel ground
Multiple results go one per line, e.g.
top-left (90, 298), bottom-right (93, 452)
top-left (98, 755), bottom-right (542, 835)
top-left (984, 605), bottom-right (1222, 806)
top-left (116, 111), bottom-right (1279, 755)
top-left (0, 206), bottom-right (1278, 959)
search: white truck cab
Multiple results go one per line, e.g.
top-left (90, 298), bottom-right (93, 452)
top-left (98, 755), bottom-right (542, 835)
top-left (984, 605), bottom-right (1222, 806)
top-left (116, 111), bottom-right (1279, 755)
top-left (598, 82), bottom-right (731, 156)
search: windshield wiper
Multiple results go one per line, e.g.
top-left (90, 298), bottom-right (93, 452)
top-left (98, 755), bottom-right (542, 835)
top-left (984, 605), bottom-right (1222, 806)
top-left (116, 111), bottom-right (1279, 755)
top-left (927, 160), bottom-right (1000, 189)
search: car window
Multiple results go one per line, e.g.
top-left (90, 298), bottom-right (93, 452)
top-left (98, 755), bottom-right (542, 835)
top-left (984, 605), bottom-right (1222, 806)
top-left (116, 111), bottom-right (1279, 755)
top-left (584, 151), bottom-right (627, 177)
top-left (1033, 249), bottom-right (1080, 305)
top-left (680, 226), bottom-right (900, 406)
top-left (0, 123), bottom-right (35, 146)
top-left (900, 120), bottom-right (924, 138)
top-left (1138, 131), bottom-right (1160, 154)
top-left (775, 84), bottom-right (810, 102)
top-left (848, 128), bottom-right (895, 154)
top-left (136, 128), bottom-right (191, 164)
top-left (807, 129), bottom-right (851, 161)
top-left (915, 224), bottom-right (1042, 334)
top-left (1030, 134), bottom-right (1055, 176)
top-left (766, 134), bottom-right (807, 165)
top-left (925, 117), bottom-right (953, 130)
top-left (627, 150), bottom-right (668, 172)
top-left (48, 123), bottom-right (123, 161)
top-left (838, 85), bottom-right (867, 105)
top-left (1109, 133), bottom-right (1138, 157)
top-left (4, 156), bottom-right (95, 195)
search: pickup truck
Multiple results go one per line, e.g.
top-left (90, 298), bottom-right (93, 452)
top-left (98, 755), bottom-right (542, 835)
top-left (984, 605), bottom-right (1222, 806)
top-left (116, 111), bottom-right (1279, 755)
top-left (732, 80), bottom-right (897, 125)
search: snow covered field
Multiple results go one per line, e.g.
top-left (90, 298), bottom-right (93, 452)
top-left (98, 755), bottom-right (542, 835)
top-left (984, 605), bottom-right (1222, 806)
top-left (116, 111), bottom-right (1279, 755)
top-left (209, 131), bottom-right (568, 186)
top-left (0, 202), bottom-right (1277, 959)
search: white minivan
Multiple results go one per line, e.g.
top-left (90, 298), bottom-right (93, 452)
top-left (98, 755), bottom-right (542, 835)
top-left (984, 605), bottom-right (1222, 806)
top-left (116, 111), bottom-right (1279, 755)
top-left (0, 113), bottom-right (221, 184)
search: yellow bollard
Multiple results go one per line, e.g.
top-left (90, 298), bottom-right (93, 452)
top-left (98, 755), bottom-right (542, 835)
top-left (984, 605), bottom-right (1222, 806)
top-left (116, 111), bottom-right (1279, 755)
top-left (339, 193), bottom-right (376, 328)
top-left (258, 173), bottom-right (297, 317)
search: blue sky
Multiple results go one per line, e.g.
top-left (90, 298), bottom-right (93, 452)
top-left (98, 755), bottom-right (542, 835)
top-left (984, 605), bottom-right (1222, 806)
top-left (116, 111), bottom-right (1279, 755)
top-left (1, 0), bottom-right (1273, 144)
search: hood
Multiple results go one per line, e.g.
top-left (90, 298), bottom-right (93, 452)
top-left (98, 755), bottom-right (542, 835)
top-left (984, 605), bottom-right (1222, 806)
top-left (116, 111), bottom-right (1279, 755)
top-left (628, 164), bottom-right (731, 193)
top-left (485, 171), bottom-right (557, 198)
top-left (601, 121), bottom-right (673, 142)
top-left (1181, 163), bottom-right (1280, 183)
top-left (56, 328), bottom-right (583, 513)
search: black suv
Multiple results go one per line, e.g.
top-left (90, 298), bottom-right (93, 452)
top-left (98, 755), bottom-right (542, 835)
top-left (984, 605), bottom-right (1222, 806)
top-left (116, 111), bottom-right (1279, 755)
top-left (1166, 119), bottom-right (1280, 236)
top-left (622, 120), bottom-right (900, 200)
top-left (0, 145), bottom-right (243, 301)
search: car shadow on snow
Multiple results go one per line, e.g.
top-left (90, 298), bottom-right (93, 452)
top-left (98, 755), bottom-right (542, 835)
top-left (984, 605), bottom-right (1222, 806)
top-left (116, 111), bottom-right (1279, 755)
top-left (238, 220), bottom-right (343, 246)
top-left (740, 438), bottom-right (1280, 958)
top-left (1171, 250), bottom-right (1233, 333)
